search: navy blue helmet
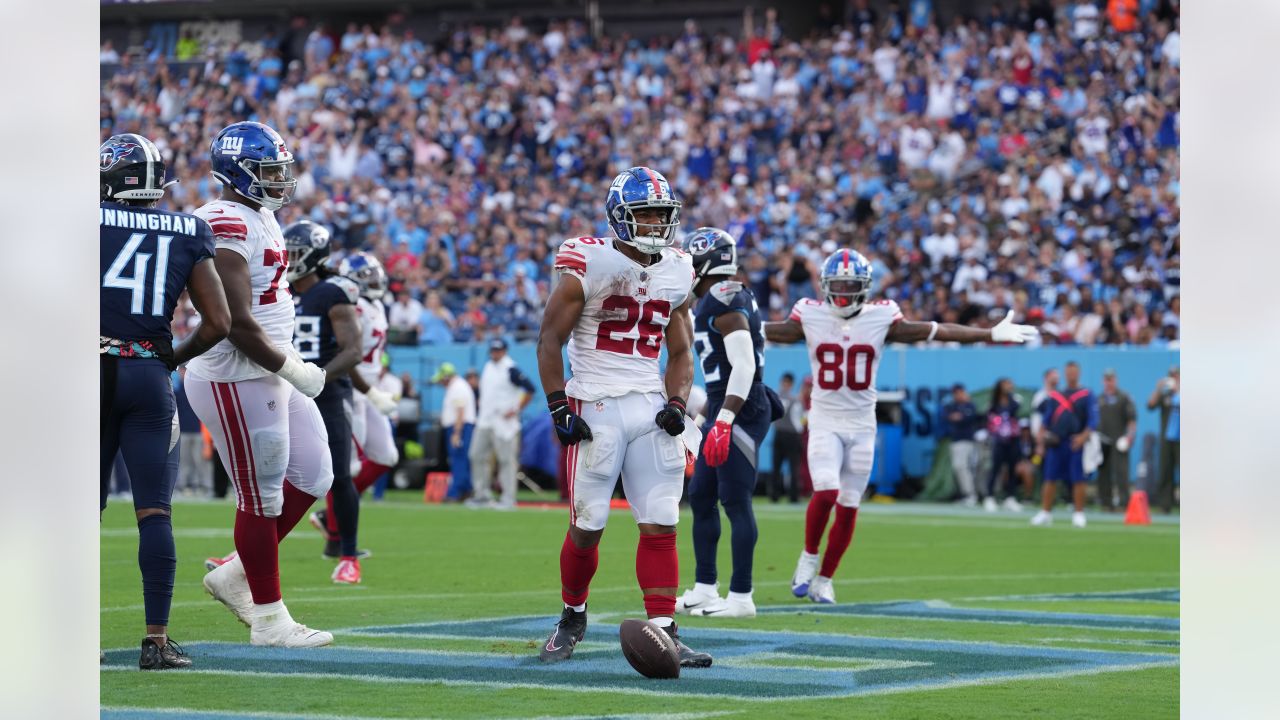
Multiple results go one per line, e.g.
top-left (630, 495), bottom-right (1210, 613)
top-left (209, 121), bottom-right (297, 211)
top-left (605, 166), bottom-right (681, 254)
top-left (684, 227), bottom-right (738, 281)
top-left (283, 219), bottom-right (331, 282)
top-left (100, 133), bottom-right (175, 203)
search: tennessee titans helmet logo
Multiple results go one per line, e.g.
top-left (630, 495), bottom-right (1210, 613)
top-left (100, 142), bottom-right (141, 171)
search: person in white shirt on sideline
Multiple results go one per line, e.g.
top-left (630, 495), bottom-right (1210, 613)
top-left (433, 362), bottom-right (477, 502)
top-left (467, 338), bottom-right (535, 510)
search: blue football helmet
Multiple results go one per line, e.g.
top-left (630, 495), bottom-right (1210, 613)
top-left (282, 219), bottom-right (331, 283)
top-left (820, 249), bottom-right (873, 318)
top-left (605, 166), bottom-right (681, 254)
top-left (338, 252), bottom-right (388, 300)
top-left (684, 227), bottom-right (738, 280)
top-left (209, 122), bottom-right (297, 211)
top-left (100, 133), bottom-right (176, 203)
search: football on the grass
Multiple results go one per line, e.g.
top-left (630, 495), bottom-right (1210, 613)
top-left (619, 619), bottom-right (680, 679)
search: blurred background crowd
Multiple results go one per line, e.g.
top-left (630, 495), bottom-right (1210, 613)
top-left (100, 0), bottom-right (1180, 347)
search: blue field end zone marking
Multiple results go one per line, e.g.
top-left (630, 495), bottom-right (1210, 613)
top-left (995, 588), bottom-right (1181, 604)
top-left (756, 600), bottom-right (1180, 632)
top-left (102, 617), bottom-right (1176, 702)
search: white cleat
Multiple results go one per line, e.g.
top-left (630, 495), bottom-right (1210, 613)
top-left (1003, 496), bottom-right (1024, 513)
top-left (250, 604), bottom-right (333, 648)
top-left (1071, 512), bottom-right (1088, 528)
top-left (202, 554), bottom-right (254, 627)
top-left (807, 576), bottom-right (836, 604)
top-left (1030, 510), bottom-right (1053, 527)
top-left (676, 582), bottom-right (721, 615)
top-left (982, 496), bottom-right (999, 513)
top-left (690, 593), bottom-right (757, 618)
top-left (791, 551), bottom-right (820, 598)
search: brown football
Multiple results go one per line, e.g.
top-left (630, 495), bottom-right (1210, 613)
top-left (619, 619), bottom-right (680, 679)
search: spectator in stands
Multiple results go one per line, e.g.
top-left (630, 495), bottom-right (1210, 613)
top-left (433, 363), bottom-right (476, 503)
top-left (1147, 366), bottom-right (1180, 513)
top-left (418, 291), bottom-right (455, 346)
top-left (468, 339), bottom-right (535, 510)
top-left (769, 372), bottom-right (803, 504)
top-left (1096, 368), bottom-right (1138, 512)
top-left (985, 378), bottom-right (1025, 512)
top-left (942, 384), bottom-right (982, 507)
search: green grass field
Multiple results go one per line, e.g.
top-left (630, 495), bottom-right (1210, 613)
top-left (100, 494), bottom-right (1179, 719)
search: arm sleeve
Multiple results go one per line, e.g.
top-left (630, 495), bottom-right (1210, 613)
top-left (195, 219), bottom-right (217, 262)
top-left (508, 366), bottom-right (536, 394)
top-left (722, 329), bottom-right (756, 402)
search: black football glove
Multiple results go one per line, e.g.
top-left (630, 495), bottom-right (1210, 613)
top-left (547, 391), bottom-right (593, 446)
top-left (654, 396), bottom-right (687, 436)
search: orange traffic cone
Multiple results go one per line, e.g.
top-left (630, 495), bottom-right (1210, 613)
top-left (1124, 490), bottom-right (1152, 525)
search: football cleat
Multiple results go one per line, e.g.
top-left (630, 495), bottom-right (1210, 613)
top-left (202, 554), bottom-right (254, 627)
top-left (309, 510), bottom-right (330, 537)
top-left (808, 576), bottom-right (837, 604)
top-left (539, 606), bottom-right (588, 663)
top-left (1030, 510), bottom-right (1053, 526)
top-left (791, 550), bottom-right (820, 598)
top-left (983, 496), bottom-right (999, 513)
top-left (1003, 496), bottom-right (1024, 512)
top-left (663, 623), bottom-right (713, 668)
top-left (689, 594), bottom-right (756, 618)
top-left (250, 606), bottom-right (333, 648)
top-left (675, 582), bottom-right (721, 615)
top-left (138, 637), bottom-right (192, 671)
top-left (204, 550), bottom-right (237, 572)
top-left (322, 540), bottom-right (372, 560)
top-left (332, 557), bottom-right (362, 584)
top-left (1071, 511), bottom-right (1088, 528)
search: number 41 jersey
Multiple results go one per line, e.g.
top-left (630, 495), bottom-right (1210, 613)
top-left (789, 298), bottom-right (903, 432)
top-left (553, 237), bottom-right (693, 402)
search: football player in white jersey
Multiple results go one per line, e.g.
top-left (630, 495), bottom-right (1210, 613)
top-left (764, 249), bottom-right (1038, 604)
top-left (536, 167), bottom-right (712, 668)
top-left (308, 252), bottom-right (397, 559)
top-left (183, 122), bottom-right (335, 647)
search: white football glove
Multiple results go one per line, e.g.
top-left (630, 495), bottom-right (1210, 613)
top-left (277, 355), bottom-right (326, 398)
top-left (991, 310), bottom-right (1039, 344)
top-left (366, 387), bottom-right (398, 415)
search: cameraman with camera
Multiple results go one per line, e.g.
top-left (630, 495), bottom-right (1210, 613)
top-left (1146, 366), bottom-right (1180, 513)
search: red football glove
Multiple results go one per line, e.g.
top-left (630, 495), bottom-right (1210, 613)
top-left (703, 419), bottom-right (733, 467)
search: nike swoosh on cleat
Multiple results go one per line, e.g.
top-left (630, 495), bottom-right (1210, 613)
top-left (699, 608), bottom-right (724, 615)
top-left (545, 637), bottom-right (562, 653)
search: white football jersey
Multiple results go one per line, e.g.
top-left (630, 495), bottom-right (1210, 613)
top-left (355, 296), bottom-right (389, 385)
top-left (790, 298), bottom-right (903, 432)
top-left (187, 199), bottom-right (295, 381)
top-left (554, 237), bottom-right (694, 402)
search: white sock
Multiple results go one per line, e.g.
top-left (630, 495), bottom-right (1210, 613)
top-left (693, 582), bottom-right (719, 595)
top-left (252, 600), bottom-right (285, 620)
top-left (649, 616), bottom-right (673, 629)
top-left (728, 590), bottom-right (753, 602)
top-left (802, 551), bottom-right (819, 560)
top-left (565, 602), bottom-right (586, 613)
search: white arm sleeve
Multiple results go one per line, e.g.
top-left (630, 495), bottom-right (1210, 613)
top-left (722, 329), bottom-right (756, 403)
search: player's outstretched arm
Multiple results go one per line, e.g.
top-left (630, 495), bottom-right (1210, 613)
top-left (215, 248), bottom-right (290, 372)
top-left (887, 310), bottom-right (1039, 345)
top-left (325, 303), bottom-right (364, 383)
top-left (173, 258), bottom-right (230, 368)
top-left (763, 319), bottom-right (806, 344)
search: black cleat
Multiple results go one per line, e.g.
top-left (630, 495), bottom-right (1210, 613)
top-left (139, 638), bottom-right (192, 671)
top-left (321, 540), bottom-right (371, 560)
top-left (664, 623), bottom-right (713, 668)
top-left (539, 606), bottom-right (588, 663)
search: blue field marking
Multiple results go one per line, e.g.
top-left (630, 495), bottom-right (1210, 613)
top-left (984, 588), bottom-right (1181, 604)
top-left (755, 600), bottom-right (1180, 632)
top-left (101, 616), bottom-right (1175, 702)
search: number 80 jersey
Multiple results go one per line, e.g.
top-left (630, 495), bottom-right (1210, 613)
top-left (789, 297), bottom-right (903, 432)
top-left (554, 237), bottom-right (693, 402)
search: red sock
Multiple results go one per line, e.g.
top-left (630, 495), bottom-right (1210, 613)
top-left (353, 461), bottom-right (391, 494)
top-left (636, 532), bottom-right (678, 618)
top-left (819, 505), bottom-right (859, 578)
top-left (559, 531), bottom-right (599, 607)
top-left (275, 481), bottom-right (317, 542)
top-left (805, 490), bottom-right (839, 554)
top-left (234, 509), bottom-right (281, 605)
top-left (324, 492), bottom-right (340, 540)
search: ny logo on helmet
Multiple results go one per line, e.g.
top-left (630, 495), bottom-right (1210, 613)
top-left (100, 142), bottom-right (140, 171)
top-left (220, 136), bottom-right (245, 156)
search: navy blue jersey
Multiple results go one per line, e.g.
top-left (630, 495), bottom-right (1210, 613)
top-left (693, 280), bottom-right (765, 401)
top-left (293, 273), bottom-right (359, 374)
top-left (100, 202), bottom-right (215, 350)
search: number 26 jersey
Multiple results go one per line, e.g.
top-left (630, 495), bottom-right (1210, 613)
top-left (789, 298), bottom-right (902, 432)
top-left (553, 237), bottom-right (693, 402)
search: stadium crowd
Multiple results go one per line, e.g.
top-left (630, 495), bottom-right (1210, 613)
top-left (101, 0), bottom-right (1180, 347)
